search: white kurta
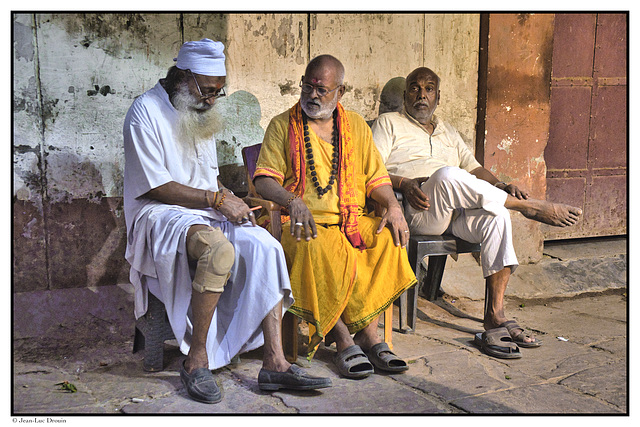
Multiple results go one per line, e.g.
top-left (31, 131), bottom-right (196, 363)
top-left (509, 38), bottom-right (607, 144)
top-left (371, 111), bottom-right (518, 278)
top-left (371, 110), bottom-right (482, 179)
top-left (123, 82), bottom-right (293, 369)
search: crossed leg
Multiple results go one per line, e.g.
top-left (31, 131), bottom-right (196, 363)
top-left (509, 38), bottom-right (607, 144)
top-left (408, 166), bottom-right (583, 236)
top-left (505, 196), bottom-right (582, 227)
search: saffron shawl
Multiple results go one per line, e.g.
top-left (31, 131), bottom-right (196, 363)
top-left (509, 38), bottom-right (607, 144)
top-left (255, 105), bottom-right (416, 357)
top-left (285, 101), bottom-right (366, 249)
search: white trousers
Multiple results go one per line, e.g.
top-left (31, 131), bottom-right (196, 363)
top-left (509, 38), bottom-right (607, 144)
top-left (405, 166), bottom-right (519, 278)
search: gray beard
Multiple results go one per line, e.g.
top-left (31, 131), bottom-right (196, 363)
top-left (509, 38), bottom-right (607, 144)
top-left (301, 94), bottom-right (338, 120)
top-left (171, 85), bottom-right (222, 150)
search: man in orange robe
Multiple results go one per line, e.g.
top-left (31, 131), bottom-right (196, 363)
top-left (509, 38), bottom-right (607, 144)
top-left (254, 55), bottom-right (416, 379)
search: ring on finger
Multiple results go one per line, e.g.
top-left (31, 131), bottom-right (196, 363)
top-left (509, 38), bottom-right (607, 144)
top-left (295, 222), bottom-right (304, 226)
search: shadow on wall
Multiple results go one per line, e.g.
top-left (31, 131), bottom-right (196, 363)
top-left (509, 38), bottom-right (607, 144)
top-left (13, 77), bottom-right (405, 292)
top-left (214, 90), bottom-right (265, 196)
top-left (14, 89), bottom-right (266, 292)
top-left (367, 76), bottom-right (405, 126)
top-left (13, 150), bottom-right (129, 292)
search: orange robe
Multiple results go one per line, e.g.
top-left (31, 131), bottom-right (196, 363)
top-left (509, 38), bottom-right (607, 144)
top-left (255, 104), bottom-right (416, 355)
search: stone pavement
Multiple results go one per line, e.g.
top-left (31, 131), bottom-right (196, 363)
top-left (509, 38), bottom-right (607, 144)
top-left (11, 238), bottom-right (630, 417)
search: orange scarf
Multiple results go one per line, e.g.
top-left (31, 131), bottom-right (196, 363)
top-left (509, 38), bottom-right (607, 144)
top-left (284, 101), bottom-right (366, 250)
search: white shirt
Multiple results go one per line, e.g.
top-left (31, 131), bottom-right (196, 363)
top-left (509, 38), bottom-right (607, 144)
top-left (122, 83), bottom-right (294, 371)
top-left (123, 82), bottom-right (224, 275)
top-left (371, 110), bottom-right (481, 179)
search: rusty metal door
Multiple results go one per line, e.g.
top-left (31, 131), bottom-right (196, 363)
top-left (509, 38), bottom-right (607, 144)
top-left (543, 13), bottom-right (627, 240)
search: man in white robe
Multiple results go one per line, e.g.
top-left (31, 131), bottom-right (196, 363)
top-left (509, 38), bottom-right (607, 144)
top-left (371, 67), bottom-right (583, 359)
top-left (123, 39), bottom-right (331, 404)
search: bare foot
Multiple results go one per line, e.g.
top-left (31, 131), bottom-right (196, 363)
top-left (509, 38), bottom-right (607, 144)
top-left (510, 198), bottom-right (582, 227)
top-left (484, 319), bottom-right (536, 344)
top-left (326, 320), bottom-right (356, 353)
top-left (353, 321), bottom-right (383, 352)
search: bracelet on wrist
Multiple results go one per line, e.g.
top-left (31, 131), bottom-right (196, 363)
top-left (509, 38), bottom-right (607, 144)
top-left (205, 190), bottom-right (213, 208)
top-left (494, 181), bottom-right (507, 188)
top-left (398, 177), bottom-right (405, 190)
top-left (214, 190), bottom-right (226, 210)
top-left (285, 194), bottom-right (299, 208)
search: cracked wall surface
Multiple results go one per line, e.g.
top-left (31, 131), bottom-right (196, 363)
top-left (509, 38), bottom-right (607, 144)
top-left (12, 12), bottom-right (481, 292)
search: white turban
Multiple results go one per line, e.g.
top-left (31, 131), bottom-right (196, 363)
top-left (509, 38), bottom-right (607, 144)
top-left (174, 38), bottom-right (226, 76)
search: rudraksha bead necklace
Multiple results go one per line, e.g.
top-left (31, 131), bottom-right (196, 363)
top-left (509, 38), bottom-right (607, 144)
top-left (302, 110), bottom-right (340, 198)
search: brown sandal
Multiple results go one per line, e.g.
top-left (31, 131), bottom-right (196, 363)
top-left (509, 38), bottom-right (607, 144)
top-left (474, 327), bottom-right (522, 359)
top-left (501, 320), bottom-right (542, 348)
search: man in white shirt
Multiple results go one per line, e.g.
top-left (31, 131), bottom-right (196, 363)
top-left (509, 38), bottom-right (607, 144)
top-left (371, 67), bottom-right (582, 359)
top-left (123, 39), bottom-right (330, 404)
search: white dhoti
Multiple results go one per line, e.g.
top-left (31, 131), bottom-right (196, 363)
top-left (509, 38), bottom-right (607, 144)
top-left (127, 208), bottom-right (293, 370)
top-left (405, 166), bottom-right (519, 278)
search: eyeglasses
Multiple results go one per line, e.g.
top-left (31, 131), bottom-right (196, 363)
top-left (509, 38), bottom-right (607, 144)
top-left (299, 76), bottom-right (342, 97)
top-left (189, 69), bottom-right (226, 100)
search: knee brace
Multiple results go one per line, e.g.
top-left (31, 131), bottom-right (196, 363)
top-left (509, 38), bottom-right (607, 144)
top-left (187, 227), bottom-right (235, 293)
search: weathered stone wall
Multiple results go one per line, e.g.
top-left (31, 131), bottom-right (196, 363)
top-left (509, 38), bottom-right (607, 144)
top-left (12, 12), bottom-right (480, 292)
top-left (482, 13), bottom-right (555, 264)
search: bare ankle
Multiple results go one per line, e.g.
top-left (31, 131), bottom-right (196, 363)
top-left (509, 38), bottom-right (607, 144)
top-left (262, 357), bottom-right (290, 373)
top-left (186, 349), bottom-right (209, 372)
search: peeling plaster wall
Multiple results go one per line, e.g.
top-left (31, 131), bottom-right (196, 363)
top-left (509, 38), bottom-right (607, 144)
top-left (482, 13), bottom-right (555, 263)
top-left (12, 12), bottom-right (480, 292)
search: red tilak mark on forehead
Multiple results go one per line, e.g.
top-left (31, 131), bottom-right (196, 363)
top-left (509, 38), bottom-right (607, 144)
top-left (311, 78), bottom-right (321, 84)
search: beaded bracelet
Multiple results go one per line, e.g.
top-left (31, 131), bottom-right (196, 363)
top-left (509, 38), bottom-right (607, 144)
top-left (285, 194), bottom-right (299, 207)
top-left (214, 190), bottom-right (226, 210)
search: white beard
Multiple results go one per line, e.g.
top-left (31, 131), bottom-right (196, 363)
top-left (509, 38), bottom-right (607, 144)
top-left (171, 85), bottom-right (222, 152)
top-left (301, 94), bottom-right (338, 120)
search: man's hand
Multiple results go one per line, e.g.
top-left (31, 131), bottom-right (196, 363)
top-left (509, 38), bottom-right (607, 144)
top-left (497, 182), bottom-right (529, 200)
top-left (217, 189), bottom-right (257, 226)
top-left (400, 177), bottom-right (431, 211)
top-left (288, 197), bottom-right (318, 241)
top-left (376, 204), bottom-right (410, 248)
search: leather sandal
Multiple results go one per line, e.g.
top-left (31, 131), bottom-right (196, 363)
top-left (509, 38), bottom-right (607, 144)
top-left (474, 327), bottom-right (522, 359)
top-left (500, 320), bottom-right (543, 348)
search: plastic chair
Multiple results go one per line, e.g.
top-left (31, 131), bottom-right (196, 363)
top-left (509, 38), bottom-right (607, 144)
top-left (132, 291), bottom-right (176, 372)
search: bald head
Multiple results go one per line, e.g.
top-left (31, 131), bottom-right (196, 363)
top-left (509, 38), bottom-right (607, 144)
top-left (300, 54), bottom-right (346, 120)
top-left (305, 55), bottom-right (345, 86)
top-left (406, 67), bottom-right (440, 87)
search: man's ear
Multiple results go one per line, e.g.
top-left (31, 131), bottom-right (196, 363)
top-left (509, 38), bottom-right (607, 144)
top-left (437, 90), bottom-right (441, 105)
